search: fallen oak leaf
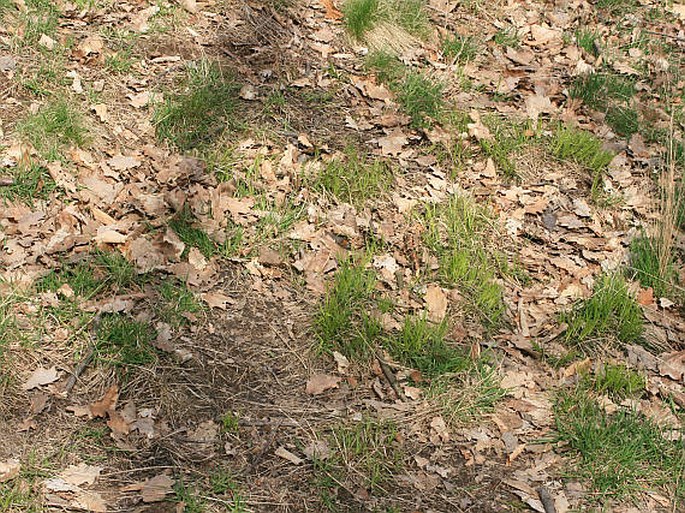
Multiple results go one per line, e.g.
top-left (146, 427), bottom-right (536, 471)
top-left (305, 374), bottom-right (341, 395)
top-left (60, 463), bottom-right (102, 487)
top-left (22, 366), bottom-right (60, 390)
top-left (122, 474), bottom-right (174, 503)
top-left (89, 384), bottom-right (118, 418)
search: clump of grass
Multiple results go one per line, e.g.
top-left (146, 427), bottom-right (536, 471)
top-left (427, 364), bottom-right (505, 424)
top-left (386, 317), bottom-right (470, 377)
top-left (396, 71), bottom-right (444, 129)
top-left (575, 29), bottom-right (600, 57)
top-left (35, 252), bottom-right (139, 298)
top-left (479, 118), bottom-right (530, 179)
top-left (18, 100), bottom-right (88, 160)
top-left (442, 34), bottom-right (478, 63)
top-left (422, 195), bottom-right (506, 327)
top-left (630, 138), bottom-right (682, 301)
top-left (314, 149), bottom-right (391, 206)
top-left (315, 257), bottom-right (380, 358)
top-left (570, 73), bottom-right (638, 137)
top-left (553, 388), bottom-right (684, 502)
top-left (343, 0), bottom-right (378, 40)
top-left (493, 27), bottom-right (519, 48)
top-left (220, 411), bottom-right (240, 434)
top-left (208, 470), bottom-right (247, 512)
top-left (157, 279), bottom-right (203, 327)
top-left (549, 125), bottom-right (614, 199)
top-left (588, 363), bottom-right (646, 400)
top-left (0, 163), bottom-right (57, 204)
top-left (16, 0), bottom-right (61, 46)
top-left (561, 274), bottom-right (643, 350)
top-left (154, 60), bottom-right (240, 151)
top-left (366, 52), bottom-right (444, 128)
top-left (343, 0), bottom-right (428, 40)
top-left (629, 234), bottom-right (677, 298)
top-left (169, 207), bottom-right (243, 258)
top-left (96, 314), bottom-right (157, 366)
top-left (329, 418), bottom-right (403, 490)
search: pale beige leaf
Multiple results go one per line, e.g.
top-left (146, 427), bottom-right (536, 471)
top-left (0, 459), bottom-right (20, 483)
top-left (305, 374), bottom-right (341, 395)
top-left (22, 366), bottom-right (59, 390)
top-left (60, 464), bottom-right (102, 486)
top-left (141, 474), bottom-right (174, 503)
top-left (275, 446), bottom-right (303, 465)
top-left (424, 284), bottom-right (448, 323)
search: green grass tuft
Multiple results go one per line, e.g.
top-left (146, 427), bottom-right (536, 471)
top-left (343, 0), bottom-right (378, 40)
top-left (386, 317), bottom-right (470, 377)
top-left (96, 314), bottom-right (157, 366)
top-left (315, 257), bottom-right (380, 358)
top-left (588, 363), bottom-right (646, 400)
top-left (329, 418), bottom-right (402, 490)
top-left (18, 100), bottom-right (88, 160)
top-left (561, 273), bottom-right (643, 350)
top-left (422, 195), bottom-right (506, 327)
top-left (314, 150), bottom-right (392, 206)
top-left (442, 34), bottom-right (478, 63)
top-left (343, 0), bottom-right (428, 40)
top-left (549, 125), bottom-right (614, 198)
top-left (157, 279), bottom-right (203, 327)
top-left (553, 388), bottom-right (684, 502)
top-left (169, 207), bottom-right (243, 259)
top-left (154, 60), bottom-right (240, 151)
top-left (570, 73), bottom-right (638, 137)
top-left (629, 234), bottom-right (678, 298)
top-left (0, 163), bottom-right (57, 204)
top-left (366, 52), bottom-right (444, 128)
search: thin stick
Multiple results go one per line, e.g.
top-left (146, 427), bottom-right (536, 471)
top-left (375, 349), bottom-right (406, 402)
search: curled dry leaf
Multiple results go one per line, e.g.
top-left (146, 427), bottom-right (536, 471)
top-left (305, 374), bottom-right (341, 395)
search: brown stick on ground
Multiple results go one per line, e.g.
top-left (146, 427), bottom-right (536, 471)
top-left (375, 349), bottom-right (406, 402)
top-left (537, 487), bottom-right (557, 513)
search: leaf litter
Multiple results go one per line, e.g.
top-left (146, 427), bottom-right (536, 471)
top-left (0, 0), bottom-right (684, 511)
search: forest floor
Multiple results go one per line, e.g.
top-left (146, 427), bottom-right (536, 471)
top-left (1, 0), bottom-right (685, 511)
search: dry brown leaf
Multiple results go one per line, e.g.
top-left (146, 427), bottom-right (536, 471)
top-left (658, 351), bottom-right (685, 383)
top-left (275, 446), bottom-right (304, 465)
top-left (319, 0), bottom-right (343, 20)
top-left (60, 464), bottom-right (102, 487)
top-left (332, 351), bottom-right (350, 374)
top-left (107, 154), bottom-right (141, 171)
top-left (201, 291), bottom-right (234, 310)
top-left (524, 94), bottom-right (554, 122)
top-left (141, 474), bottom-right (174, 502)
top-left (89, 384), bottom-right (118, 418)
top-left (22, 366), bottom-right (59, 390)
top-left (305, 374), bottom-right (341, 395)
top-left (0, 459), bottom-right (20, 483)
top-left (424, 284), bottom-right (448, 323)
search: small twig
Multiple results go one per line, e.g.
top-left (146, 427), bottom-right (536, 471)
top-left (375, 349), bottom-right (406, 402)
top-left (537, 487), bottom-right (557, 513)
top-left (246, 420), bottom-right (282, 474)
top-left (63, 347), bottom-right (95, 394)
top-left (63, 314), bottom-right (102, 395)
top-left (641, 30), bottom-right (685, 43)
